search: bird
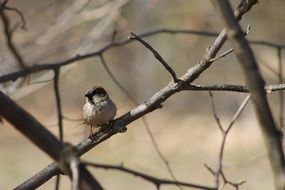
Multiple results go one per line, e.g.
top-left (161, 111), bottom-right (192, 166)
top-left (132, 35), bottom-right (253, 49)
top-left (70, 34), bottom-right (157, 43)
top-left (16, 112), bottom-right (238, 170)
top-left (83, 86), bottom-right (117, 139)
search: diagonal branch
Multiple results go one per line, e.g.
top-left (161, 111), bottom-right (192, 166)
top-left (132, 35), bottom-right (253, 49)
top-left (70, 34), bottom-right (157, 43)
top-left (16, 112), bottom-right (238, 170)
top-left (128, 32), bottom-right (179, 83)
top-left (0, 91), bottom-right (63, 161)
top-left (0, 91), bottom-right (102, 190)
top-left (210, 1), bottom-right (285, 189)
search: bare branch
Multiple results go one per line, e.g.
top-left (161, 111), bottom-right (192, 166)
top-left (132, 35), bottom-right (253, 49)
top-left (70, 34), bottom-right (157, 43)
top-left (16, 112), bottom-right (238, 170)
top-left (128, 32), bottom-right (179, 83)
top-left (83, 161), bottom-right (216, 190)
top-left (204, 164), bottom-right (216, 176)
top-left (217, 95), bottom-right (250, 189)
top-left (208, 92), bottom-right (224, 132)
top-left (53, 68), bottom-right (63, 141)
top-left (0, 6), bottom-right (25, 68)
top-left (14, 163), bottom-right (60, 190)
top-left (220, 171), bottom-right (246, 190)
top-left (0, 91), bottom-right (63, 161)
top-left (0, 91), bottom-right (103, 190)
top-left (63, 115), bottom-right (83, 122)
top-left (208, 93), bottom-right (250, 189)
top-left (209, 48), bottom-right (233, 63)
top-left (0, 27), bottom-right (284, 84)
top-left (5, 6), bottom-right (26, 30)
top-left (211, 0), bottom-right (285, 189)
top-left (277, 48), bottom-right (284, 128)
top-left (227, 95), bottom-right (251, 131)
top-left (186, 83), bottom-right (285, 93)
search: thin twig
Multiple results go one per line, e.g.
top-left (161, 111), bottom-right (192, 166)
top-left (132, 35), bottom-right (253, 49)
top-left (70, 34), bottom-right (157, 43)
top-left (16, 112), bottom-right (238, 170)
top-left (53, 68), bottom-right (63, 190)
top-left (53, 68), bottom-right (63, 141)
top-left (83, 161), bottom-right (216, 190)
top-left (204, 164), bottom-right (216, 176)
top-left (218, 95), bottom-right (250, 190)
top-left (63, 115), bottom-right (83, 122)
top-left (209, 94), bottom-right (250, 189)
top-left (128, 32), bottom-right (179, 83)
top-left (208, 92), bottom-right (224, 132)
top-left (5, 6), bottom-right (26, 29)
top-left (0, 7), bottom-right (25, 68)
top-left (227, 95), bottom-right (251, 132)
top-left (1, 0), bottom-right (9, 8)
top-left (277, 48), bottom-right (284, 128)
top-left (29, 78), bottom-right (54, 84)
top-left (220, 171), bottom-right (246, 190)
top-left (209, 48), bottom-right (233, 63)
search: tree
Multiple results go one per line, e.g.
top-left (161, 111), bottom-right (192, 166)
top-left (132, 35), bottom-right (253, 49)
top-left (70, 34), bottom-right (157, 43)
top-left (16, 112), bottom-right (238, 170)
top-left (0, 0), bottom-right (285, 189)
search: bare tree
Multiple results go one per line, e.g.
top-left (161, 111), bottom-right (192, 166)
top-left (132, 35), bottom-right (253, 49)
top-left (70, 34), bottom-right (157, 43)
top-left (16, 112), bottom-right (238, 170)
top-left (0, 0), bottom-right (285, 190)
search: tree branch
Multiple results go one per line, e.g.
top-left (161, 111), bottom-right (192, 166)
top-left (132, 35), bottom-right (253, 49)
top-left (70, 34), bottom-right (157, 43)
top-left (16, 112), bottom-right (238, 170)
top-left (186, 83), bottom-right (285, 93)
top-left (0, 91), bottom-right (104, 190)
top-left (128, 32), bottom-right (179, 82)
top-left (0, 4), bottom-right (25, 68)
top-left (210, 0), bottom-right (285, 189)
top-left (53, 68), bottom-right (63, 141)
top-left (0, 91), bottom-right (63, 161)
top-left (83, 161), bottom-right (215, 190)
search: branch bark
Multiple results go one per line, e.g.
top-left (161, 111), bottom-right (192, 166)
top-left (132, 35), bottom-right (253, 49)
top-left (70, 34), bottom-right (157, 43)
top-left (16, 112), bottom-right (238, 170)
top-left (210, 0), bottom-right (285, 189)
top-left (0, 91), bottom-right (102, 190)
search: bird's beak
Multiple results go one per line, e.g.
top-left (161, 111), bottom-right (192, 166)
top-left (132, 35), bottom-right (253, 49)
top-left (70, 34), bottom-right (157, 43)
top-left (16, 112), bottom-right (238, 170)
top-left (84, 91), bottom-right (92, 98)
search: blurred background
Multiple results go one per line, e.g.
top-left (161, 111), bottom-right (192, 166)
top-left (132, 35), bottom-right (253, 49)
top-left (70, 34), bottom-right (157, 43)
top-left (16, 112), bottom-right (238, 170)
top-left (0, 0), bottom-right (285, 189)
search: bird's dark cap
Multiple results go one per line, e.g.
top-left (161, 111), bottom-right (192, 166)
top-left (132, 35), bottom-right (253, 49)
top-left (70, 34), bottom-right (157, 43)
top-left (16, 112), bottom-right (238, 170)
top-left (84, 86), bottom-right (107, 98)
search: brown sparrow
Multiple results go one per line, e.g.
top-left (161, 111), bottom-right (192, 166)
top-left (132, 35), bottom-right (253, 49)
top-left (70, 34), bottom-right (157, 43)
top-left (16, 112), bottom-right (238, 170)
top-left (83, 86), bottom-right (117, 138)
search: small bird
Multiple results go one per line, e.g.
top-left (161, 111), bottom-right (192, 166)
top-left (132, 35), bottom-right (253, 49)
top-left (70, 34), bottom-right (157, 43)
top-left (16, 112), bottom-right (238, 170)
top-left (83, 86), bottom-right (117, 139)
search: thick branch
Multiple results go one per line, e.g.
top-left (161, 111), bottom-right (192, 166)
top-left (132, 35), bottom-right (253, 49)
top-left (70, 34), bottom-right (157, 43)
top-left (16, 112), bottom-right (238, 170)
top-left (0, 91), bottom-right (63, 161)
top-left (0, 91), bottom-right (104, 190)
top-left (14, 163), bottom-right (59, 190)
top-left (210, 0), bottom-right (285, 189)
